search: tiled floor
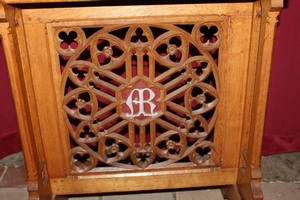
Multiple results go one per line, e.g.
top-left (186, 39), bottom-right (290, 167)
top-left (0, 152), bottom-right (300, 199)
top-left (0, 165), bottom-right (27, 188)
top-left (0, 151), bottom-right (27, 188)
top-left (0, 183), bottom-right (300, 200)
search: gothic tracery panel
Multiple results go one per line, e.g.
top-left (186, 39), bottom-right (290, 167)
top-left (54, 21), bottom-right (223, 172)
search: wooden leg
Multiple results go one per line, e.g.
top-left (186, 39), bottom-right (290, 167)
top-left (234, 167), bottom-right (264, 200)
top-left (250, 179), bottom-right (263, 200)
top-left (229, 175), bottom-right (264, 200)
top-left (28, 191), bottom-right (41, 200)
top-left (221, 185), bottom-right (242, 200)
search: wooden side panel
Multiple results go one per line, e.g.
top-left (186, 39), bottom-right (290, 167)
top-left (236, 1), bottom-right (283, 199)
top-left (0, 3), bottom-right (53, 199)
top-left (0, 14), bottom-right (41, 200)
top-left (220, 15), bottom-right (252, 168)
top-left (46, 23), bottom-right (71, 175)
top-left (23, 23), bottom-right (67, 178)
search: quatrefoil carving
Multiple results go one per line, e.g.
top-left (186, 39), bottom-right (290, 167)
top-left (55, 28), bottom-right (86, 57)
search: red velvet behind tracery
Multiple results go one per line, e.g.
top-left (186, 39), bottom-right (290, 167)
top-left (0, 1), bottom-right (299, 158)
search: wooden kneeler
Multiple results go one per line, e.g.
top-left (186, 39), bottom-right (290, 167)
top-left (0, 0), bottom-right (283, 199)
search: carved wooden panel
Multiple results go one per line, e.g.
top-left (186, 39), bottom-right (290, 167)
top-left (54, 20), bottom-right (225, 172)
top-left (1, 0), bottom-right (284, 198)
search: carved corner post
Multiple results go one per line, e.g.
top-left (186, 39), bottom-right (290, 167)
top-left (222, 0), bottom-right (283, 200)
top-left (0, 1), bottom-right (53, 199)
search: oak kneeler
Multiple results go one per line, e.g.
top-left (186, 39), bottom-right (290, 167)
top-left (0, 0), bottom-right (283, 199)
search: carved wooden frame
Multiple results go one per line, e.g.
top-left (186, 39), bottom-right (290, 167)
top-left (0, 0), bottom-right (283, 199)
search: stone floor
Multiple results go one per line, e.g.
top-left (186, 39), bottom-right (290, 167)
top-left (261, 152), bottom-right (300, 183)
top-left (0, 152), bottom-right (299, 199)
